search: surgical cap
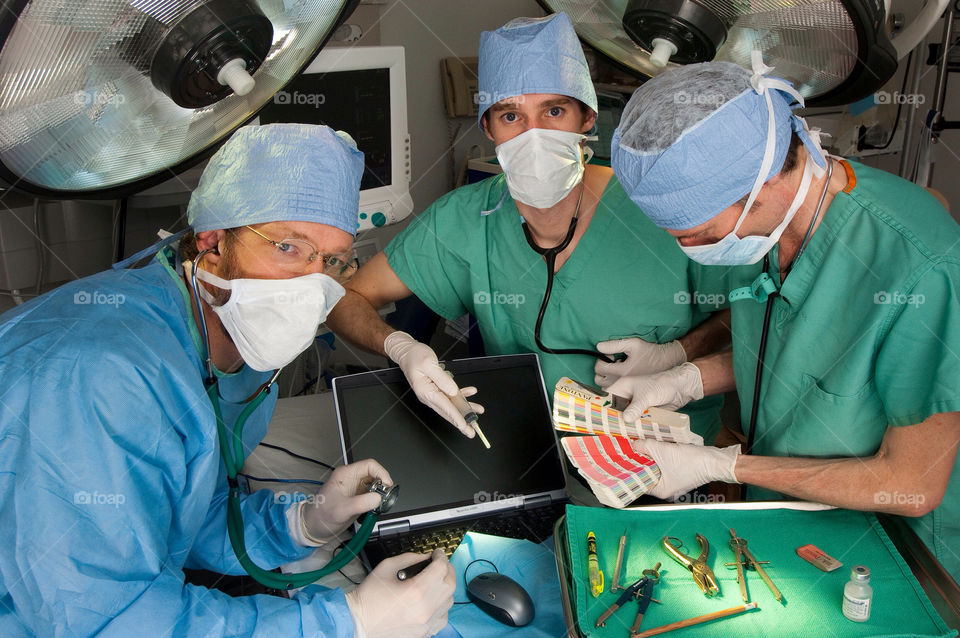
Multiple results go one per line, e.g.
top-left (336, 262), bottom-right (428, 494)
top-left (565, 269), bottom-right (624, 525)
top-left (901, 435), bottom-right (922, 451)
top-left (187, 123), bottom-right (364, 236)
top-left (477, 12), bottom-right (597, 128)
top-left (612, 61), bottom-right (824, 231)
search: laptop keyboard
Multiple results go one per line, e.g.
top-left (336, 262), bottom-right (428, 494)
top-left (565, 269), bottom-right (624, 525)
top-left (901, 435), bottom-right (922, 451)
top-left (364, 501), bottom-right (567, 566)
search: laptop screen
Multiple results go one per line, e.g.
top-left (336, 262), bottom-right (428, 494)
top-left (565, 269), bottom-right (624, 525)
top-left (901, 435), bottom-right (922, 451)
top-left (334, 354), bottom-right (566, 525)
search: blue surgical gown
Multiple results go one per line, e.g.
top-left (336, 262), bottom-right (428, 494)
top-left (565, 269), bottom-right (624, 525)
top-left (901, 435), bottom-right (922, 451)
top-left (0, 248), bottom-right (354, 637)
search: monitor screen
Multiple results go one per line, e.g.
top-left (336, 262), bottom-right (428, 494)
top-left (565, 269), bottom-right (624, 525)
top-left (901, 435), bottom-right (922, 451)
top-left (258, 68), bottom-right (392, 191)
top-left (335, 356), bottom-right (565, 520)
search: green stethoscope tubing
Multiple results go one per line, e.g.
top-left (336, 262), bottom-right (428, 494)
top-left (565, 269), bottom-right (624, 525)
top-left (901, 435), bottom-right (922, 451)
top-left (208, 382), bottom-right (377, 590)
top-left (191, 250), bottom-right (376, 590)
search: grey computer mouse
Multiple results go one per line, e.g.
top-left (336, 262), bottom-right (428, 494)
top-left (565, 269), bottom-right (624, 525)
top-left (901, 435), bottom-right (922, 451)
top-left (465, 572), bottom-right (536, 627)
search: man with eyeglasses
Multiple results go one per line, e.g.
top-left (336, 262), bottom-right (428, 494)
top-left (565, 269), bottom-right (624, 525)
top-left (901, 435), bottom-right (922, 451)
top-left (0, 124), bottom-right (454, 638)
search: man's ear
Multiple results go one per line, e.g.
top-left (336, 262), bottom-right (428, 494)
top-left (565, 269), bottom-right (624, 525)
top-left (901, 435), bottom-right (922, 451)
top-left (482, 113), bottom-right (495, 142)
top-left (194, 229), bottom-right (228, 266)
top-left (580, 109), bottom-right (597, 134)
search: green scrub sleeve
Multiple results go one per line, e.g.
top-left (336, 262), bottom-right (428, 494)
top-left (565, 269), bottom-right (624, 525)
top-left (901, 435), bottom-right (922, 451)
top-left (385, 197), bottom-right (471, 321)
top-left (876, 260), bottom-right (960, 426)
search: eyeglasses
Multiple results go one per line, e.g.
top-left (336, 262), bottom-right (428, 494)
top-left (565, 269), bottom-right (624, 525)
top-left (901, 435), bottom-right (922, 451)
top-left (243, 225), bottom-right (358, 281)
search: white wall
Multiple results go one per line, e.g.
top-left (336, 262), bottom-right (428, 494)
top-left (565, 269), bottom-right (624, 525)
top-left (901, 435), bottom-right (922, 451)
top-left (377, 0), bottom-right (542, 221)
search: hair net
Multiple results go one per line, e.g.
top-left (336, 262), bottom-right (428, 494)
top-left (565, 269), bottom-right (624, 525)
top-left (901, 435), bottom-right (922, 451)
top-left (611, 60), bottom-right (825, 231)
top-left (477, 12), bottom-right (597, 129)
top-left (187, 123), bottom-right (364, 236)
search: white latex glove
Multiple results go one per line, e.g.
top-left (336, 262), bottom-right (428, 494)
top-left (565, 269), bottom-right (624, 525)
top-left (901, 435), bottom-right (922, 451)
top-left (299, 459), bottom-right (393, 544)
top-left (346, 549), bottom-right (456, 638)
top-left (594, 337), bottom-right (686, 387)
top-left (633, 439), bottom-right (741, 501)
top-left (384, 331), bottom-right (484, 437)
top-left (606, 362), bottom-right (704, 423)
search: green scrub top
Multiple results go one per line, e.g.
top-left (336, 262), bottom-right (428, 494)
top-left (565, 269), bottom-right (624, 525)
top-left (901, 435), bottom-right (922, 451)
top-left (386, 173), bottom-right (726, 442)
top-left (729, 161), bottom-right (960, 577)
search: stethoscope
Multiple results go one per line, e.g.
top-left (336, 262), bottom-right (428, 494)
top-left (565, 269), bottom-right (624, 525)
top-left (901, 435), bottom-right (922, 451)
top-left (189, 249), bottom-right (397, 589)
top-left (744, 158), bottom-right (834, 455)
top-left (520, 183), bottom-right (622, 364)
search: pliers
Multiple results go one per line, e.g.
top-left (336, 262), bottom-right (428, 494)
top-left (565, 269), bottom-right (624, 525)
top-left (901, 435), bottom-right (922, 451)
top-left (629, 563), bottom-right (662, 634)
top-left (594, 562), bottom-right (661, 630)
top-left (662, 534), bottom-right (720, 596)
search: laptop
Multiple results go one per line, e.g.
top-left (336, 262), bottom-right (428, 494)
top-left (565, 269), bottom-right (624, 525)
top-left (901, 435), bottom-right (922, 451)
top-left (332, 353), bottom-right (568, 568)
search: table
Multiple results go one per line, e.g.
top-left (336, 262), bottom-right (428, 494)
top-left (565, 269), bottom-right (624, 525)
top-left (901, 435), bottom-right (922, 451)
top-left (251, 392), bottom-right (960, 629)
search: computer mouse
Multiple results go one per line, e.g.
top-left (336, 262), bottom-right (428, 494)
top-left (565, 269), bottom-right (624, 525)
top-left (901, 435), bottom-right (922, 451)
top-left (465, 571), bottom-right (536, 627)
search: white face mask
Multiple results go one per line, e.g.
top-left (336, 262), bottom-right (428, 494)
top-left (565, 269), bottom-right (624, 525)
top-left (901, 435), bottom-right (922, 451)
top-left (495, 128), bottom-right (589, 209)
top-left (680, 153), bottom-right (816, 266)
top-left (191, 265), bottom-right (345, 372)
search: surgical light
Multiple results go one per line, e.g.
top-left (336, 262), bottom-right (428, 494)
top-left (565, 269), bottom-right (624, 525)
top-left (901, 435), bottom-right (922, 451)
top-left (537, 0), bottom-right (902, 106)
top-left (0, 0), bottom-right (359, 198)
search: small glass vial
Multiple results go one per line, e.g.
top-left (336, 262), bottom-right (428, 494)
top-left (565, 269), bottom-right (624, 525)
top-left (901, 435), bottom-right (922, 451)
top-left (842, 565), bottom-right (873, 622)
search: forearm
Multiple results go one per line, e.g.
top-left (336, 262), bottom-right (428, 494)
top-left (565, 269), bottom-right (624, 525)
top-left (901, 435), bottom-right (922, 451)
top-left (735, 453), bottom-right (930, 515)
top-left (735, 414), bottom-right (960, 516)
top-left (691, 349), bottom-right (736, 396)
top-left (678, 309), bottom-right (731, 360)
top-left (324, 290), bottom-right (396, 356)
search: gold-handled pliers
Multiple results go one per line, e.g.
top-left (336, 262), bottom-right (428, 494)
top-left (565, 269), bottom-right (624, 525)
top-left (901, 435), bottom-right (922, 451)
top-left (662, 534), bottom-right (720, 596)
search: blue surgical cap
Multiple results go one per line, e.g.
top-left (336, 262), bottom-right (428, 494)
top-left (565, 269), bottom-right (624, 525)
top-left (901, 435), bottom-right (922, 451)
top-left (611, 61), bottom-right (824, 231)
top-left (187, 123), bottom-right (364, 236)
top-left (477, 12), bottom-right (597, 129)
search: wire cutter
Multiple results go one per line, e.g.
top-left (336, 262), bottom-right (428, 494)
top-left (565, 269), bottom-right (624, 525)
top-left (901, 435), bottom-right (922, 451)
top-left (662, 534), bottom-right (720, 596)
top-left (727, 528), bottom-right (783, 603)
top-left (629, 562), bottom-right (662, 634)
top-left (594, 562), bottom-right (661, 629)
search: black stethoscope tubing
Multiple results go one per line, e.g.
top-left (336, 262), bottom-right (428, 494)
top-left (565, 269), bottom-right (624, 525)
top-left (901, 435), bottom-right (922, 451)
top-left (744, 158), bottom-right (834, 456)
top-left (520, 184), bottom-right (617, 364)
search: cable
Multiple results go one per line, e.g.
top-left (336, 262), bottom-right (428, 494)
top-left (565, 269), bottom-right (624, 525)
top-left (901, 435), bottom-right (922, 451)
top-left (338, 568), bottom-right (361, 586)
top-left (32, 198), bottom-right (44, 295)
top-left (464, 558), bottom-right (499, 576)
top-left (873, 51), bottom-right (913, 151)
top-left (452, 558), bottom-right (501, 604)
top-left (257, 442), bottom-right (335, 471)
top-left (237, 473), bottom-right (325, 487)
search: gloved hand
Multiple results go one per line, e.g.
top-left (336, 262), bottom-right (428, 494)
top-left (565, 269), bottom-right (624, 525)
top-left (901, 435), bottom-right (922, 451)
top-left (606, 362), bottom-right (704, 423)
top-left (634, 439), bottom-right (741, 501)
top-left (300, 459), bottom-right (392, 544)
top-left (346, 549), bottom-right (456, 638)
top-left (594, 337), bottom-right (686, 388)
top-left (384, 331), bottom-right (484, 437)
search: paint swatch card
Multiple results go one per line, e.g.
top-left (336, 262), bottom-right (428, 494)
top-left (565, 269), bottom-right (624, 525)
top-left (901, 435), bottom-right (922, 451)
top-left (561, 435), bottom-right (661, 508)
top-left (552, 377), bottom-right (703, 445)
